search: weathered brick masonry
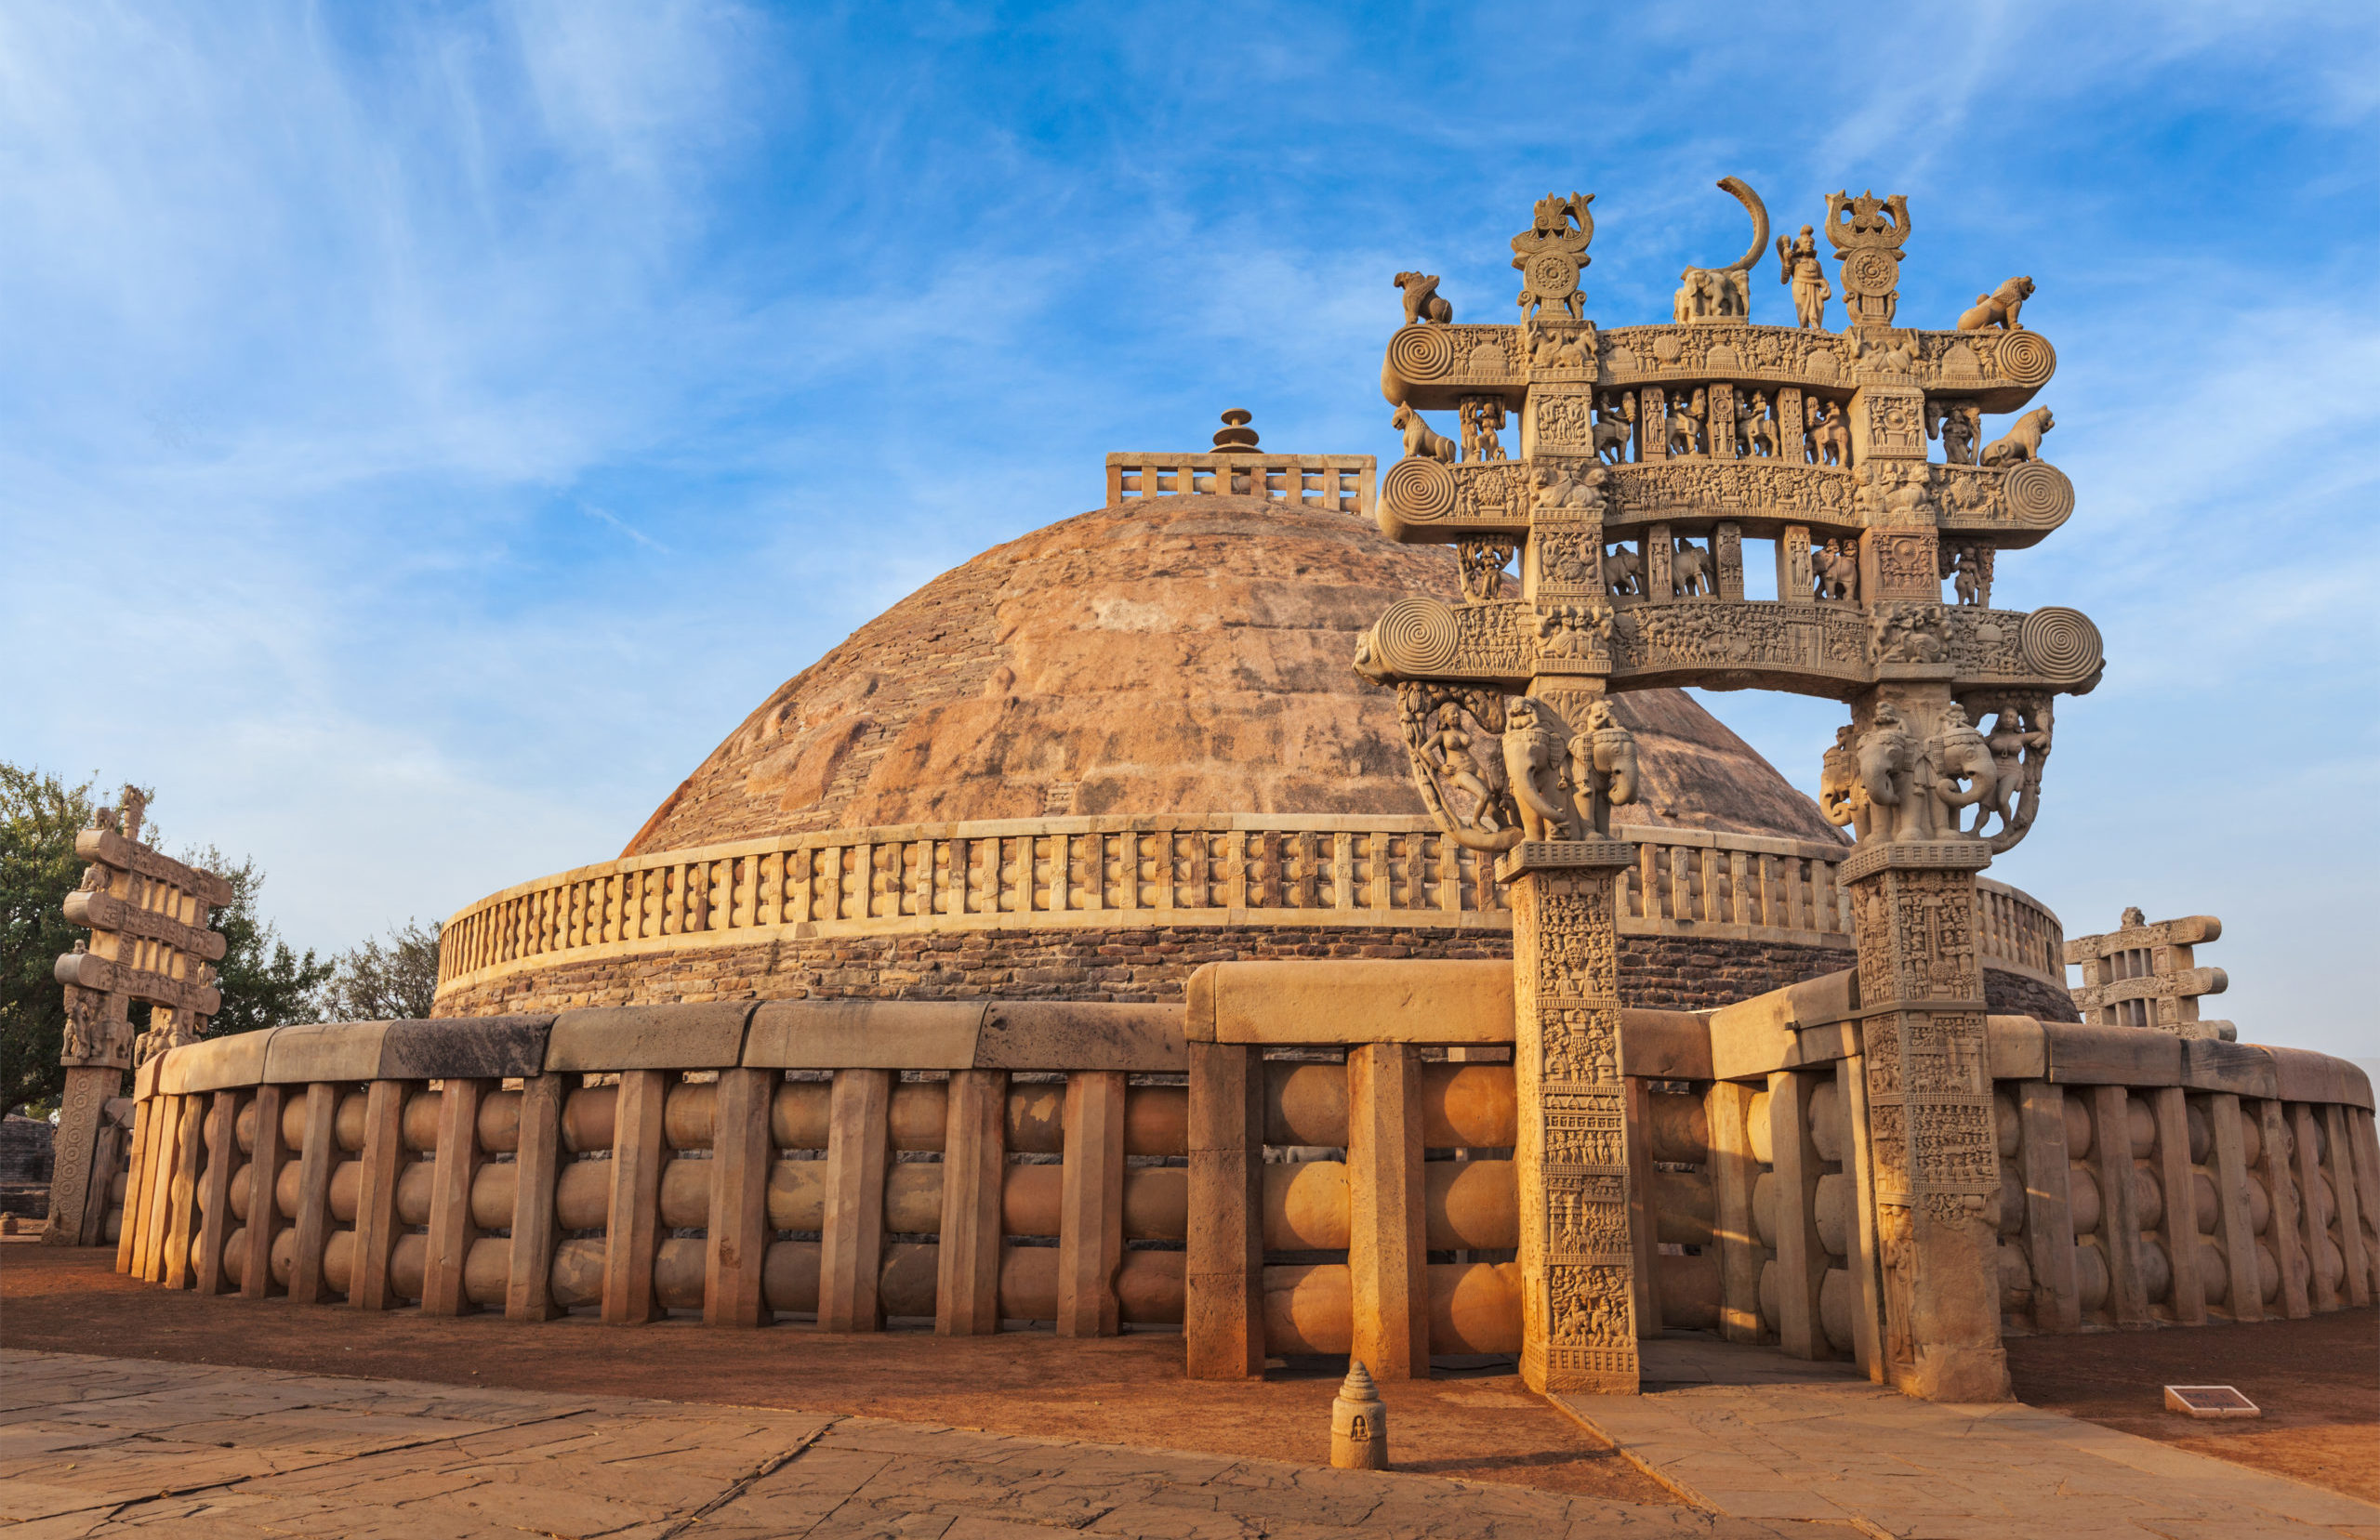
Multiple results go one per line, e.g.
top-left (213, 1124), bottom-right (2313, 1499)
top-left (434, 925), bottom-right (2076, 1021)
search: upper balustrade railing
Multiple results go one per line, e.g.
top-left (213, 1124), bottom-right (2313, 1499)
top-left (434, 815), bottom-right (2068, 998)
top-left (1104, 452), bottom-right (1375, 519)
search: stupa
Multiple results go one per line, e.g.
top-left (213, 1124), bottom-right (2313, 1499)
top-left (431, 414), bottom-right (2073, 1021)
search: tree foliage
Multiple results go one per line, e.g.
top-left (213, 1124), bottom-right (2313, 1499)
top-left (0, 767), bottom-right (335, 1117)
top-left (320, 918), bottom-right (442, 1022)
top-left (0, 767), bottom-right (99, 1118)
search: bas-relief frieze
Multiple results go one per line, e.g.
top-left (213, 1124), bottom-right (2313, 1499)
top-left (1385, 323), bottom-right (2055, 405)
top-left (1388, 455), bottom-right (2073, 544)
top-left (1361, 594), bottom-right (2082, 698)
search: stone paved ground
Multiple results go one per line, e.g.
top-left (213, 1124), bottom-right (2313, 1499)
top-left (1, 1350), bottom-right (1839, 1539)
top-left (1556, 1340), bottom-right (2380, 1540)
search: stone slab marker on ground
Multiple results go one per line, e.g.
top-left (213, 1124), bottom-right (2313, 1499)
top-left (46, 788), bottom-right (232, 1250)
top-left (1356, 178), bottom-right (2100, 1398)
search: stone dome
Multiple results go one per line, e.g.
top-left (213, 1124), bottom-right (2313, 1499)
top-left (623, 494), bottom-right (1844, 857)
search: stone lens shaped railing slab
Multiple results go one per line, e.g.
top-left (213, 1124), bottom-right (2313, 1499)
top-left (430, 815), bottom-right (2069, 1004)
top-left (99, 970), bottom-right (2377, 1371)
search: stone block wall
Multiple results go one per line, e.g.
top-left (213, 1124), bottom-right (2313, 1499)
top-left (431, 924), bottom-right (2075, 1022)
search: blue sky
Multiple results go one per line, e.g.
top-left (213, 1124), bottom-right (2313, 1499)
top-left (2, 3), bottom-right (2374, 1058)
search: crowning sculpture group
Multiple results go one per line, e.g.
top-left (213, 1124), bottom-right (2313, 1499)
top-left (1360, 178), bottom-right (2099, 1400)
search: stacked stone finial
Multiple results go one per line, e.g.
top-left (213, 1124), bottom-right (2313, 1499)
top-left (2065, 909), bottom-right (2232, 1041)
top-left (1329, 1360), bottom-right (1388, 1469)
top-left (1353, 178), bottom-right (2103, 1402)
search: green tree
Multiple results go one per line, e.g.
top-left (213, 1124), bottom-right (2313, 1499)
top-left (321, 918), bottom-right (443, 1021)
top-left (0, 767), bottom-right (99, 1117)
top-left (0, 767), bottom-right (335, 1116)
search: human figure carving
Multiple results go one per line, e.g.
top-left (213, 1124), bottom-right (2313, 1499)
top-left (1666, 389), bottom-right (1706, 457)
top-left (1980, 407), bottom-right (2053, 467)
top-left (1926, 704), bottom-right (1996, 836)
top-left (1671, 539), bottom-right (1712, 597)
top-left (1956, 276), bottom-right (2034, 332)
top-left (1460, 399), bottom-right (1506, 462)
top-left (1944, 543), bottom-right (1990, 606)
top-left (1425, 703), bottom-right (1504, 834)
top-left (1501, 696), bottom-right (1576, 841)
top-left (1393, 403), bottom-right (1458, 464)
top-left (1972, 697), bottom-right (2053, 850)
top-left (1806, 399), bottom-right (1849, 467)
top-left (1739, 392), bottom-right (1778, 458)
top-left (1776, 224), bottom-right (1832, 329)
top-left (1813, 539), bottom-right (1858, 601)
top-left (1592, 394), bottom-right (1633, 464)
top-left (1604, 543), bottom-right (1644, 599)
top-left (1567, 699), bottom-right (1639, 836)
top-left (1458, 540), bottom-right (1513, 603)
top-left (1395, 271), bottom-right (1455, 325)
top-left (1925, 400), bottom-right (1980, 465)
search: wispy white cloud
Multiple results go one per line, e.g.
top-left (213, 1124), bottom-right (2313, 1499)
top-left (0, 0), bottom-right (2371, 1054)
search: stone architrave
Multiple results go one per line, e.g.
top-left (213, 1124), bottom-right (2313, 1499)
top-left (46, 793), bottom-right (231, 1247)
top-left (1500, 837), bottom-right (1639, 1393)
top-left (1365, 178), bottom-right (2100, 1399)
top-left (2064, 910), bottom-right (2231, 1040)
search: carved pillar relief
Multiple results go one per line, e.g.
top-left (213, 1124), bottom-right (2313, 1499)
top-left (1645, 523), bottom-right (1673, 602)
top-left (1501, 840), bottom-right (1639, 1394)
top-left (1852, 385), bottom-right (1926, 464)
top-left (1778, 525), bottom-right (1814, 605)
top-left (1844, 836), bottom-right (2009, 1402)
top-left (1715, 522), bottom-right (1744, 601)
top-left (1777, 387), bottom-right (1806, 464)
top-left (1863, 530), bottom-right (1940, 603)
top-left (1636, 391), bottom-right (1667, 463)
top-left (1707, 384), bottom-right (1737, 460)
top-left (1527, 387), bottom-right (1595, 462)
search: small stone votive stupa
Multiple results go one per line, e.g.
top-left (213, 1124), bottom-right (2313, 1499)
top-left (1329, 1360), bottom-right (1388, 1469)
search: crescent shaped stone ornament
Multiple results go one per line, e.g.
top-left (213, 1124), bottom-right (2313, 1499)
top-left (1716, 176), bottom-right (1771, 273)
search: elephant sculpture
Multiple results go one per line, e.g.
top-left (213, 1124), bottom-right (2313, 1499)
top-left (1567, 700), bottom-right (1640, 836)
top-left (1501, 696), bottom-right (1577, 842)
top-left (1927, 704), bottom-right (1998, 837)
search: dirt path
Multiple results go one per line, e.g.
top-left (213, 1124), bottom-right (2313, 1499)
top-left (0, 1244), bottom-right (1662, 1502)
top-left (2003, 1307), bottom-right (2380, 1504)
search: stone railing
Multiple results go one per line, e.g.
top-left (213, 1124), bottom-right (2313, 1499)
top-left (110, 966), bottom-right (2374, 1382)
top-left (1104, 453), bottom-right (1374, 519)
top-left (433, 817), bottom-right (2070, 1004)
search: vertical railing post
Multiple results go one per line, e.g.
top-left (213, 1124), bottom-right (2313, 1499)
top-left (1347, 1044), bottom-right (1428, 1376)
top-left (1057, 1070), bottom-right (1128, 1337)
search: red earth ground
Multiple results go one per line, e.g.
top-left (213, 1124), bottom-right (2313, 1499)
top-left (6, 1244), bottom-right (2373, 1505)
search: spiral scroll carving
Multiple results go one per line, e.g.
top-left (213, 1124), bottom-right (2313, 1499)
top-left (1381, 456), bottom-right (1458, 524)
top-left (2018, 606), bottom-right (2102, 684)
top-left (1994, 329), bottom-right (2056, 388)
top-left (1370, 598), bottom-right (1461, 678)
top-left (2000, 461), bottom-right (2074, 527)
top-left (1386, 323), bottom-right (1456, 381)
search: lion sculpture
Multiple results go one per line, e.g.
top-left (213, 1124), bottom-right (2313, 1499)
top-left (1980, 407), bottom-right (2053, 467)
top-left (1395, 272), bottom-right (1454, 326)
top-left (1392, 403), bottom-right (1458, 465)
top-left (1957, 276), bottom-right (2034, 333)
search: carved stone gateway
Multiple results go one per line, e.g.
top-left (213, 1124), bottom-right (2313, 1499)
top-left (45, 791), bottom-right (231, 1246)
top-left (2065, 908), bottom-right (2233, 1040)
top-left (1364, 179), bottom-right (2100, 1399)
